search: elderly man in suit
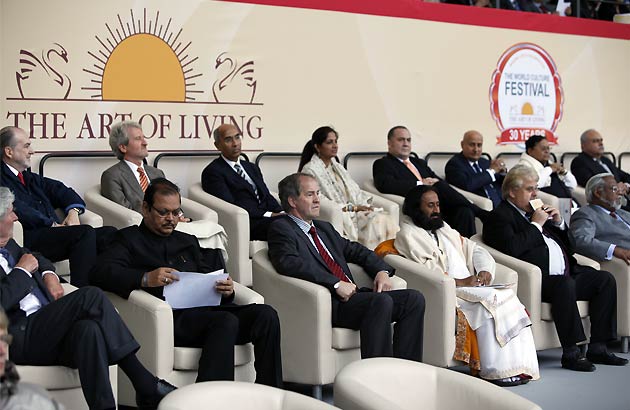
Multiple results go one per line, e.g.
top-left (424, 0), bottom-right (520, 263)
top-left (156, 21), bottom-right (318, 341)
top-left (202, 124), bottom-right (283, 240)
top-left (102, 121), bottom-right (166, 212)
top-left (571, 130), bottom-right (630, 213)
top-left (91, 178), bottom-right (283, 387)
top-left (0, 126), bottom-right (115, 287)
top-left (483, 165), bottom-right (627, 371)
top-left (445, 130), bottom-right (506, 208)
top-left (373, 125), bottom-right (488, 237)
top-left (267, 173), bottom-right (425, 361)
top-left (570, 173), bottom-right (630, 265)
top-left (0, 187), bottom-right (174, 410)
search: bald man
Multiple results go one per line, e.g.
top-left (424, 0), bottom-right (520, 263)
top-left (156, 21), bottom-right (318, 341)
top-left (201, 125), bottom-right (283, 240)
top-left (445, 130), bottom-right (506, 208)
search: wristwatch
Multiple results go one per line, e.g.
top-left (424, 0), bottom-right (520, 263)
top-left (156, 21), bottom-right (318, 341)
top-left (69, 207), bottom-right (84, 215)
top-left (333, 281), bottom-right (341, 289)
top-left (347, 204), bottom-right (354, 212)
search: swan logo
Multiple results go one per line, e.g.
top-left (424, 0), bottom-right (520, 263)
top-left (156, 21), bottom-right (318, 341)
top-left (16, 43), bottom-right (72, 99)
top-left (212, 52), bottom-right (257, 104)
top-left (489, 43), bottom-right (563, 145)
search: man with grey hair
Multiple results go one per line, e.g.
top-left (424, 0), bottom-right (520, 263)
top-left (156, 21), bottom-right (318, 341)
top-left (484, 165), bottom-right (625, 371)
top-left (569, 173), bottom-right (630, 265)
top-left (1, 126), bottom-right (114, 287)
top-left (571, 129), bottom-right (630, 193)
top-left (201, 124), bottom-right (283, 240)
top-left (0, 186), bottom-right (175, 410)
top-left (268, 173), bottom-right (425, 362)
top-left (102, 121), bottom-right (166, 212)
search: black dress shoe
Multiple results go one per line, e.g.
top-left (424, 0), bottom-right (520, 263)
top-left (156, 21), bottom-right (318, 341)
top-left (136, 378), bottom-right (177, 410)
top-left (561, 355), bottom-right (596, 372)
top-left (586, 351), bottom-right (629, 366)
top-left (486, 376), bottom-right (527, 387)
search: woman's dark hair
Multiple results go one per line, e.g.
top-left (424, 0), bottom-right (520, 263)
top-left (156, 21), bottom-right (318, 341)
top-left (525, 135), bottom-right (546, 153)
top-left (298, 126), bottom-right (338, 171)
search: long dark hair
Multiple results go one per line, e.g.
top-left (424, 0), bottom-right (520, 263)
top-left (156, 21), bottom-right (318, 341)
top-left (298, 126), bottom-right (338, 171)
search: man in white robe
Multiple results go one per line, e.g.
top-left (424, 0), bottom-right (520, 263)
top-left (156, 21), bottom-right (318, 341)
top-left (394, 185), bottom-right (539, 386)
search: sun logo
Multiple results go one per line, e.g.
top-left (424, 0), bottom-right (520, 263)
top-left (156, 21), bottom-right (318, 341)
top-left (82, 9), bottom-right (202, 102)
top-left (521, 102), bottom-right (534, 115)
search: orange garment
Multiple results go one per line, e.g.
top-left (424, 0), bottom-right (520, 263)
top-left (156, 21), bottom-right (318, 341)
top-left (374, 239), bottom-right (399, 258)
top-left (454, 308), bottom-right (481, 375)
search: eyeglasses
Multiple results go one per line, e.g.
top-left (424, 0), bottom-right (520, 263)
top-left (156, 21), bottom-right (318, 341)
top-left (0, 334), bottom-right (13, 346)
top-left (150, 206), bottom-right (184, 219)
top-left (606, 185), bottom-right (619, 193)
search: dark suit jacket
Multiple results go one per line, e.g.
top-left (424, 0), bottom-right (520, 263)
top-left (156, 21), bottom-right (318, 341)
top-left (101, 161), bottom-right (165, 212)
top-left (373, 154), bottom-right (440, 197)
top-left (90, 223), bottom-right (230, 302)
top-left (267, 216), bottom-right (392, 295)
top-left (571, 152), bottom-right (630, 187)
top-left (0, 239), bottom-right (54, 328)
top-left (201, 157), bottom-right (282, 236)
top-left (483, 200), bottom-right (578, 276)
top-left (1, 162), bottom-right (85, 231)
top-left (445, 153), bottom-right (503, 207)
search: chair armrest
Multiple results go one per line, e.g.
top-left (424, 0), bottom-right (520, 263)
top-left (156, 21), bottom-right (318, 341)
top-left (600, 258), bottom-right (630, 337)
top-left (189, 183), bottom-right (252, 286)
top-left (369, 192), bottom-right (400, 226)
top-left (252, 250), bottom-right (336, 384)
top-left (318, 197), bottom-right (344, 234)
top-left (574, 253), bottom-right (600, 270)
top-left (451, 185), bottom-right (493, 211)
top-left (84, 185), bottom-right (141, 229)
top-left (61, 283), bottom-right (77, 294)
top-left (494, 263), bottom-right (518, 293)
top-left (233, 281), bottom-right (264, 304)
top-left (181, 197), bottom-right (219, 223)
top-left (471, 234), bottom-right (542, 322)
top-left (536, 191), bottom-right (560, 209)
top-left (106, 290), bottom-right (175, 377)
top-left (572, 186), bottom-right (586, 207)
top-left (384, 254), bottom-right (456, 366)
top-left (348, 263), bottom-right (406, 290)
top-left (363, 179), bottom-right (404, 206)
top-left (80, 209), bottom-right (104, 227)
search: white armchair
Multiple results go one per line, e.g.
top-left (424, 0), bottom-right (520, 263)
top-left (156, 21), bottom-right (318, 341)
top-left (251, 249), bottom-right (407, 399)
top-left (189, 182), bottom-right (263, 286)
top-left (471, 234), bottom-right (592, 350)
top-left (334, 358), bottom-right (541, 410)
top-left (597, 257), bottom-right (630, 352)
top-left (84, 185), bottom-right (228, 251)
top-left (16, 282), bottom-right (117, 410)
top-left (317, 192), bottom-right (400, 236)
top-left (106, 282), bottom-right (262, 407)
top-left (383, 254), bottom-right (517, 367)
top-left (157, 381), bottom-right (339, 410)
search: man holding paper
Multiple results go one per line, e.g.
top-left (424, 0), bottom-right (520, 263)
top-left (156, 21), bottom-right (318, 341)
top-left (90, 178), bottom-right (282, 387)
top-left (394, 185), bottom-right (539, 386)
top-left (483, 165), bottom-right (626, 372)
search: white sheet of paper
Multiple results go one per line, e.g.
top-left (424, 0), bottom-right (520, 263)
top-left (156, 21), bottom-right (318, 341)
top-left (163, 269), bottom-right (228, 309)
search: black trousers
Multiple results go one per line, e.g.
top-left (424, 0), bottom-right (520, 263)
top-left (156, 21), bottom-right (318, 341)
top-left (25, 225), bottom-right (117, 287)
top-left (332, 289), bottom-right (425, 362)
top-left (172, 303), bottom-right (282, 387)
top-left (542, 265), bottom-right (617, 347)
top-left (9, 287), bottom-right (140, 410)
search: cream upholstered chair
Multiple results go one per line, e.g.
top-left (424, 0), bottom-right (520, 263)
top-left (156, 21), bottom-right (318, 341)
top-left (252, 249), bottom-right (407, 399)
top-left (334, 358), bottom-right (541, 410)
top-left (383, 254), bottom-right (517, 367)
top-left (318, 192), bottom-right (399, 234)
top-left (84, 184), bottom-right (228, 251)
top-left (471, 234), bottom-right (593, 350)
top-left (157, 381), bottom-right (339, 410)
top-left (189, 182), bottom-right (262, 286)
top-left (106, 282), bottom-right (262, 407)
top-left (594, 257), bottom-right (630, 353)
top-left (12, 222), bottom-right (117, 410)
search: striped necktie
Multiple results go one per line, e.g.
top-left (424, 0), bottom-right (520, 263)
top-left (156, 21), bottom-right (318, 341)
top-left (137, 167), bottom-right (149, 192)
top-left (308, 226), bottom-right (350, 283)
top-left (234, 163), bottom-right (260, 201)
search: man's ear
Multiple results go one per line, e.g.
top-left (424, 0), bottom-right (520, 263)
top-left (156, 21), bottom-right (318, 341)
top-left (3, 146), bottom-right (12, 159)
top-left (141, 201), bottom-right (150, 217)
top-left (213, 140), bottom-right (220, 150)
top-left (118, 144), bottom-right (128, 154)
top-left (287, 196), bottom-right (296, 210)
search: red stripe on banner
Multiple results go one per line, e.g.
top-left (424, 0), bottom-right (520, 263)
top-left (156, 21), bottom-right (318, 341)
top-left (221, 0), bottom-right (630, 40)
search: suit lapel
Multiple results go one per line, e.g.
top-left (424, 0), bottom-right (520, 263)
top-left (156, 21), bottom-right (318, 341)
top-left (242, 161), bottom-right (264, 196)
top-left (220, 158), bottom-right (257, 197)
top-left (5, 239), bottom-right (54, 303)
top-left (117, 162), bottom-right (145, 201)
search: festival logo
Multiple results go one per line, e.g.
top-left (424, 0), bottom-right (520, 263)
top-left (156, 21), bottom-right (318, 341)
top-left (489, 43), bottom-right (563, 145)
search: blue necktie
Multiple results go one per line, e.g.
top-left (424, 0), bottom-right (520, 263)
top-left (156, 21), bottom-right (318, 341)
top-left (473, 163), bottom-right (494, 199)
top-left (0, 248), bottom-right (50, 307)
top-left (234, 163), bottom-right (261, 202)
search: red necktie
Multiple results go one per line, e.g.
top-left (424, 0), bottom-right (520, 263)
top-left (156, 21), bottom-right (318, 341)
top-left (308, 226), bottom-right (350, 283)
top-left (17, 172), bottom-right (25, 186)
top-left (610, 211), bottom-right (617, 219)
top-left (137, 167), bottom-right (149, 192)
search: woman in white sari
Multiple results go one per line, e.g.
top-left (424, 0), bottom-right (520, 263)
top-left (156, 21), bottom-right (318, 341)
top-left (298, 126), bottom-right (398, 249)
